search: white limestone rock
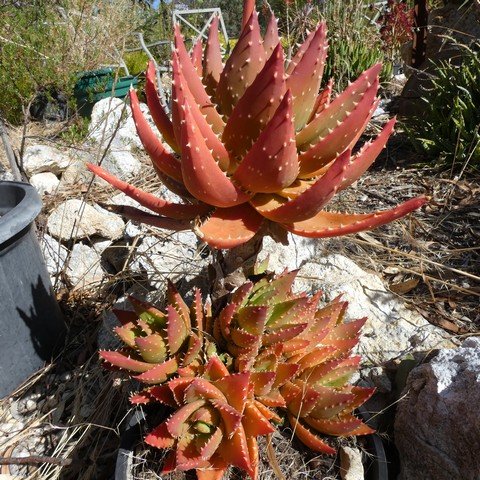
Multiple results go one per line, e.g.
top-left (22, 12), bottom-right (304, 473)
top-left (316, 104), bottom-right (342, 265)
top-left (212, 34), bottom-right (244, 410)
top-left (296, 255), bottom-right (455, 364)
top-left (23, 144), bottom-right (71, 175)
top-left (100, 150), bottom-right (142, 180)
top-left (394, 337), bottom-right (480, 480)
top-left (40, 234), bottom-right (68, 279)
top-left (88, 97), bottom-right (158, 152)
top-left (65, 242), bottom-right (105, 289)
top-left (30, 172), bottom-right (60, 195)
top-left (257, 234), bottom-right (317, 272)
top-left (47, 199), bottom-right (125, 241)
top-left (130, 231), bottom-right (207, 289)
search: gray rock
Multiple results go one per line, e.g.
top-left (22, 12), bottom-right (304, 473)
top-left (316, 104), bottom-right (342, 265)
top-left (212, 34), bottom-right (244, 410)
top-left (100, 149), bottom-right (142, 180)
top-left (395, 337), bottom-right (480, 480)
top-left (23, 144), bottom-right (72, 175)
top-left (88, 97), bottom-right (157, 152)
top-left (30, 172), bottom-right (60, 195)
top-left (0, 164), bottom-right (15, 181)
top-left (61, 158), bottom-right (94, 186)
top-left (40, 233), bottom-right (68, 278)
top-left (130, 231), bottom-right (207, 289)
top-left (296, 255), bottom-right (455, 364)
top-left (47, 199), bottom-right (125, 241)
top-left (340, 446), bottom-right (364, 480)
top-left (65, 242), bottom-right (105, 289)
top-left (257, 234), bottom-right (317, 272)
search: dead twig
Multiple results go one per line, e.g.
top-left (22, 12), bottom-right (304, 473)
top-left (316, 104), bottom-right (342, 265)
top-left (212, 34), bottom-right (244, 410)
top-left (0, 455), bottom-right (72, 466)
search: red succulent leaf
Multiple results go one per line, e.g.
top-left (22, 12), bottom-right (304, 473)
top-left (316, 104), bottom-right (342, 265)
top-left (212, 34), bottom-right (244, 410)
top-left (203, 15), bottom-right (223, 98)
top-left (179, 100), bottom-right (251, 208)
top-left (307, 78), bottom-right (333, 124)
top-left (250, 371), bottom-right (276, 396)
top-left (145, 422), bottom-right (175, 449)
top-left (99, 350), bottom-right (152, 373)
top-left (181, 334), bottom-right (202, 367)
top-left (176, 435), bottom-right (211, 470)
top-left (304, 414), bottom-right (374, 436)
top-left (272, 363), bottom-right (300, 388)
top-left (204, 356), bottom-right (230, 381)
top-left (215, 372), bottom-right (251, 412)
top-left (198, 426), bottom-right (223, 460)
top-left (263, 14), bottom-right (280, 59)
top-left (262, 323), bottom-right (309, 346)
top-left (301, 356), bottom-right (362, 387)
top-left (286, 22), bottom-right (328, 130)
top-left (298, 77), bottom-right (380, 177)
top-left (113, 323), bottom-right (136, 348)
top-left (148, 385), bottom-right (178, 406)
top-left (254, 400), bottom-right (282, 423)
top-left (243, 402), bottom-right (275, 437)
top-left (288, 413), bottom-right (336, 454)
top-left (216, 10), bottom-right (266, 116)
top-left (185, 378), bottom-right (227, 404)
top-left (101, 204), bottom-right (192, 232)
top-left (87, 163), bottom-right (210, 220)
top-left (167, 305), bottom-right (189, 355)
top-left (173, 24), bottom-right (224, 134)
top-left (217, 424), bottom-right (253, 475)
top-left (197, 204), bottom-right (264, 249)
top-left (135, 334), bottom-right (167, 363)
top-left (297, 63), bottom-right (382, 148)
top-left (166, 399), bottom-right (206, 437)
top-left (223, 42), bottom-right (287, 161)
top-left (134, 358), bottom-right (179, 384)
top-left (172, 50), bottom-right (230, 171)
top-left (283, 196), bottom-right (427, 238)
top-left (129, 89), bottom-right (183, 182)
top-left (145, 60), bottom-right (178, 152)
top-left (234, 90), bottom-right (299, 193)
top-left (237, 305), bottom-right (268, 335)
top-left (191, 38), bottom-right (203, 74)
top-left (251, 149), bottom-right (352, 223)
top-left (339, 118), bottom-right (397, 191)
top-left (210, 399), bottom-right (243, 436)
top-left (241, 0), bottom-right (255, 30)
top-left (167, 281), bottom-right (191, 325)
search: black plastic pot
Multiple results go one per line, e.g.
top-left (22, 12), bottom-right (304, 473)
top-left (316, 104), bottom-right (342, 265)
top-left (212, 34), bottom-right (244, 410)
top-left (0, 181), bottom-right (66, 398)
top-left (115, 407), bottom-right (388, 480)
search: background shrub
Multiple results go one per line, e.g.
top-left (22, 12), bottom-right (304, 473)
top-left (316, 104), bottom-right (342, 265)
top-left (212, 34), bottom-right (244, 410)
top-left (404, 42), bottom-right (480, 172)
top-left (0, 0), bottom-right (147, 124)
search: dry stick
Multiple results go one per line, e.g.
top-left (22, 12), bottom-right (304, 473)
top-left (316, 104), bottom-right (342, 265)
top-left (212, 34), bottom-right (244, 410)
top-left (351, 237), bottom-right (480, 283)
top-left (0, 118), bottom-right (22, 181)
top-left (0, 456), bottom-right (72, 467)
top-left (266, 434), bottom-right (287, 480)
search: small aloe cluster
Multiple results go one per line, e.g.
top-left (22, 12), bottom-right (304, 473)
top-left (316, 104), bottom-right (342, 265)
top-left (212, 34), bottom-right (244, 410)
top-left (102, 272), bottom-right (374, 479)
top-left (87, 0), bottom-right (426, 249)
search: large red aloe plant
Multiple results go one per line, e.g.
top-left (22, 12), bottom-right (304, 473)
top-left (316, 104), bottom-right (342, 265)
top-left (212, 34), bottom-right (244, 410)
top-left (87, 1), bottom-right (425, 249)
top-left (103, 271), bottom-right (375, 479)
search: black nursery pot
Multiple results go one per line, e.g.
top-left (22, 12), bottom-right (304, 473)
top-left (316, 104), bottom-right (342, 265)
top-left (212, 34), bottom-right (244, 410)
top-left (0, 181), bottom-right (66, 398)
top-left (115, 407), bottom-right (388, 480)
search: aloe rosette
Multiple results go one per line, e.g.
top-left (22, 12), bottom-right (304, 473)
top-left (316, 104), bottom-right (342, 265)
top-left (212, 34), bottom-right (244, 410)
top-left (100, 283), bottom-right (207, 384)
top-left (104, 272), bottom-right (375, 478)
top-left (212, 270), bottom-right (374, 455)
top-left (87, 1), bottom-right (426, 249)
top-left (131, 356), bottom-right (274, 480)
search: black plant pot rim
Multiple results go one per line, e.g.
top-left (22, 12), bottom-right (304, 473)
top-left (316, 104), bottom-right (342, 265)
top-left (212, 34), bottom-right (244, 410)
top-left (0, 181), bottom-right (41, 246)
top-left (115, 407), bottom-right (388, 480)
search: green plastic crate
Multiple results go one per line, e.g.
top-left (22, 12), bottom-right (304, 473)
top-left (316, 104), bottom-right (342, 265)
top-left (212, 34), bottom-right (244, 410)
top-left (74, 68), bottom-right (138, 117)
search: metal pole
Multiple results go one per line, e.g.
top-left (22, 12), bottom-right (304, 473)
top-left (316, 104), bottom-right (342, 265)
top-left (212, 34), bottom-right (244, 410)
top-left (137, 32), bottom-right (170, 114)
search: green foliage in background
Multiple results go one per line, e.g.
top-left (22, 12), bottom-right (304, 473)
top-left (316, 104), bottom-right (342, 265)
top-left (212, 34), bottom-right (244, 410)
top-left (124, 51), bottom-right (150, 76)
top-left (0, 0), bottom-right (147, 124)
top-left (404, 43), bottom-right (480, 171)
